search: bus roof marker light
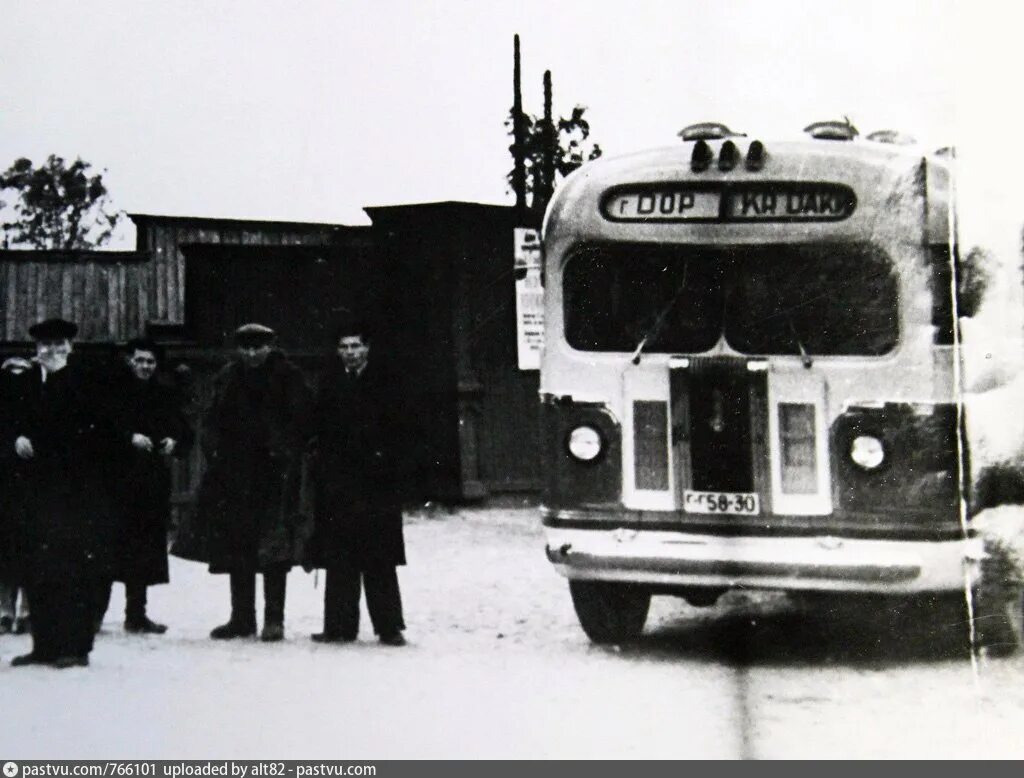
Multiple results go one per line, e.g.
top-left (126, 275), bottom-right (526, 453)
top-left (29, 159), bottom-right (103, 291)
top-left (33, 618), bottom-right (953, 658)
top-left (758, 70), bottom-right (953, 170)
top-left (718, 140), bottom-right (740, 171)
top-left (678, 122), bottom-right (743, 141)
top-left (691, 140), bottom-right (713, 172)
top-left (867, 129), bottom-right (917, 146)
top-left (745, 140), bottom-right (766, 171)
top-left (804, 119), bottom-right (859, 141)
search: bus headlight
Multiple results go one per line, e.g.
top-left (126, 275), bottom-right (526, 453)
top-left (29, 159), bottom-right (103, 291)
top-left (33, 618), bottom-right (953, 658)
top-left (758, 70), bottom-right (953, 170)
top-left (850, 435), bottom-right (885, 470)
top-left (567, 426), bottom-right (603, 462)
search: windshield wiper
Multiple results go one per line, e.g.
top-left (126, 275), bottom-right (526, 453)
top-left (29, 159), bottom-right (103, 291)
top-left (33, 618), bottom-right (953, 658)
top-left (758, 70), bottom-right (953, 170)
top-left (788, 315), bottom-right (814, 368)
top-left (630, 261), bottom-right (688, 365)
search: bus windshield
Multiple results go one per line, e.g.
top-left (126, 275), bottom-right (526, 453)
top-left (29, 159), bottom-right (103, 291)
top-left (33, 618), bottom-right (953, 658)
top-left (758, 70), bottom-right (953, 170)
top-left (563, 243), bottom-right (899, 356)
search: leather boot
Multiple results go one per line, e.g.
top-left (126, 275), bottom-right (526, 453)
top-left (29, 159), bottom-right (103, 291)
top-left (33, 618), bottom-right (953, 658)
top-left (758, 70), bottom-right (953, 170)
top-left (210, 620), bottom-right (256, 639)
top-left (125, 585), bottom-right (166, 633)
top-left (260, 569), bottom-right (287, 642)
top-left (126, 617), bottom-right (168, 634)
top-left (260, 622), bottom-right (284, 642)
top-left (211, 573), bottom-right (257, 639)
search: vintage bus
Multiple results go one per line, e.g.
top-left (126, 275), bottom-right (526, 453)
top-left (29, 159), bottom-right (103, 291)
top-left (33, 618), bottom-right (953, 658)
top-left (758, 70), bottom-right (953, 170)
top-left (539, 120), bottom-right (1022, 653)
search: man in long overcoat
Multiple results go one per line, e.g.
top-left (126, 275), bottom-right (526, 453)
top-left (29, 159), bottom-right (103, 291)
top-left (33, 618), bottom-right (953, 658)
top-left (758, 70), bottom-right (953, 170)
top-left (95, 338), bottom-right (193, 633)
top-left (307, 319), bottom-right (407, 646)
top-left (0, 355), bottom-right (33, 635)
top-left (4, 318), bottom-right (120, 668)
top-left (194, 324), bottom-right (311, 642)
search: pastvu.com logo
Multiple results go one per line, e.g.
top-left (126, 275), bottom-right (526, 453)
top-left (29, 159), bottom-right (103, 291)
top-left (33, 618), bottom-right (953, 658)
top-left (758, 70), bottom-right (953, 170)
top-left (3, 762), bottom-right (18, 777)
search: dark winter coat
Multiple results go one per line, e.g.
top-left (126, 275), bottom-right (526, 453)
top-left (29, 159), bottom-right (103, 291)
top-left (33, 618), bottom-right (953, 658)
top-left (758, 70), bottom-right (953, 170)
top-left (114, 368), bottom-right (194, 585)
top-left (306, 359), bottom-right (407, 569)
top-left (191, 351), bottom-right (313, 574)
top-left (0, 364), bottom-right (30, 582)
top-left (0, 359), bottom-right (121, 584)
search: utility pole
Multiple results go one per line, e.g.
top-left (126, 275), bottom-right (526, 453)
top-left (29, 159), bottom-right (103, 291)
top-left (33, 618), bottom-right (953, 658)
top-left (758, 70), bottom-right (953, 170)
top-left (539, 69), bottom-right (556, 216)
top-left (512, 34), bottom-right (527, 223)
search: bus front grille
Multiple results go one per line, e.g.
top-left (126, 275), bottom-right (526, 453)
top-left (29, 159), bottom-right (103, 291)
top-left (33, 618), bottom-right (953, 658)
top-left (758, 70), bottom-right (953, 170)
top-left (670, 357), bottom-right (770, 502)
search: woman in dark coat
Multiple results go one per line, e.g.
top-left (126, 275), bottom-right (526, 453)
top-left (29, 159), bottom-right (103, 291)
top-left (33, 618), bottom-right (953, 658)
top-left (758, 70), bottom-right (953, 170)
top-left (307, 320), bottom-right (407, 645)
top-left (191, 324), bottom-right (312, 642)
top-left (5, 318), bottom-right (121, 668)
top-left (97, 338), bottom-right (193, 633)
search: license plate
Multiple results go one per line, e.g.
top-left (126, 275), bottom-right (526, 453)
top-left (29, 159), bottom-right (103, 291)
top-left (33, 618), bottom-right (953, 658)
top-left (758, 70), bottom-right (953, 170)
top-left (683, 490), bottom-right (760, 515)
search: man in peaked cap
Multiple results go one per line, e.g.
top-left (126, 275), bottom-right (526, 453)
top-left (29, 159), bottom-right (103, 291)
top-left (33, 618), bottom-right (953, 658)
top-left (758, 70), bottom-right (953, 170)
top-left (5, 318), bottom-right (120, 668)
top-left (189, 322), bottom-right (312, 642)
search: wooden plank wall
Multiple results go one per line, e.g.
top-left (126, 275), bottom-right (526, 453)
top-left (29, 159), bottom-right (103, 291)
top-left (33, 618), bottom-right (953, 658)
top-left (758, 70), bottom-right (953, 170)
top-left (135, 218), bottom-right (339, 324)
top-left (370, 204), bottom-right (541, 497)
top-left (458, 213), bottom-right (542, 493)
top-left (0, 252), bottom-right (149, 342)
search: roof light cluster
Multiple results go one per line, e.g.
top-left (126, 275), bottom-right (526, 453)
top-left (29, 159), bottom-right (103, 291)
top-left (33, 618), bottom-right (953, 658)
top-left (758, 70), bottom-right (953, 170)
top-left (678, 123), bottom-right (765, 173)
top-left (805, 120), bottom-right (920, 147)
top-left (679, 119), bottom-right (939, 172)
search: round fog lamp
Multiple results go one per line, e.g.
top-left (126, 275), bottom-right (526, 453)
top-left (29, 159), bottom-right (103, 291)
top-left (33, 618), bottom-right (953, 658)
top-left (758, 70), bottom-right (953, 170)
top-left (850, 435), bottom-right (885, 470)
top-left (568, 426), bottom-right (602, 462)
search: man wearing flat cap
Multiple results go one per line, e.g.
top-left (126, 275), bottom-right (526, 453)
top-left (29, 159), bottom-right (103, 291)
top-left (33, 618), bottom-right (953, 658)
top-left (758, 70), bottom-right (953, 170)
top-left (191, 323), bottom-right (312, 641)
top-left (3, 318), bottom-right (120, 668)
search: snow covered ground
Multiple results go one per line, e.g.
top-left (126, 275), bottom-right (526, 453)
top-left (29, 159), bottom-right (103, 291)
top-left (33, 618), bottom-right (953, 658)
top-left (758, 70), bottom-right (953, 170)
top-left (2, 507), bottom-right (1024, 759)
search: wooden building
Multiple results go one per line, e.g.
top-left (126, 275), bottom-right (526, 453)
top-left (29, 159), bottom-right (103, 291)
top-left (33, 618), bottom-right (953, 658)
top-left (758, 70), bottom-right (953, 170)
top-left (0, 204), bottom-right (542, 506)
top-left (130, 213), bottom-right (358, 328)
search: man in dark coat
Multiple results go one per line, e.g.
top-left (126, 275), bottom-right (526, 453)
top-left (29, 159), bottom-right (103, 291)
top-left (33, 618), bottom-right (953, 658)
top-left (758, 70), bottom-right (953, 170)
top-left (0, 355), bottom-right (33, 635)
top-left (4, 318), bottom-right (120, 668)
top-left (308, 319), bottom-right (407, 646)
top-left (95, 338), bottom-right (193, 634)
top-left (194, 324), bottom-right (312, 642)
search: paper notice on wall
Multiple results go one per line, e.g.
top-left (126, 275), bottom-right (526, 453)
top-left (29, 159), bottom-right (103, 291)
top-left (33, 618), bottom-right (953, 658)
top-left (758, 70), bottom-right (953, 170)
top-left (514, 227), bottom-right (544, 371)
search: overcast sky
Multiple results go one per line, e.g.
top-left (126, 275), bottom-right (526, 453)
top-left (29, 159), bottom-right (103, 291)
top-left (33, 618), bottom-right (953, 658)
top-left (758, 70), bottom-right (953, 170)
top-left (0, 0), bottom-right (1019, 249)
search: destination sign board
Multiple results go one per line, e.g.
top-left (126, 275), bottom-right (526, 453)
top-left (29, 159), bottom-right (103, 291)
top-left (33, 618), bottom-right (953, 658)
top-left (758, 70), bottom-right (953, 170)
top-left (602, 183), bottom-right (856, 223)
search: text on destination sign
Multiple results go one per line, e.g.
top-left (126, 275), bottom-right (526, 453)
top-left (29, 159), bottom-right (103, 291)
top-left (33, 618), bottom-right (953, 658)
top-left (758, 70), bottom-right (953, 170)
top-left (602, 183), bottom-right (856, 223)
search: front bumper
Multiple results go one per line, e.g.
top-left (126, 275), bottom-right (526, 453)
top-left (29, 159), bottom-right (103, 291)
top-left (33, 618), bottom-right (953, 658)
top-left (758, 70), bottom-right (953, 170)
top-left (544, 526), bottom-right (982, 594)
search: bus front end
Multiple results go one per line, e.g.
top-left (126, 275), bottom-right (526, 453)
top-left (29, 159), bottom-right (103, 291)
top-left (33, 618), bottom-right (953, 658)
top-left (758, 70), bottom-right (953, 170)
top-left (539, 127), bottom-right (1022, 650)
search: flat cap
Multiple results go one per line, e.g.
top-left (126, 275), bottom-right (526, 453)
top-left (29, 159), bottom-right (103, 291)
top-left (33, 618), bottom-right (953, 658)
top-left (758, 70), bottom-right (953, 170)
top-left (233, 322), bottom-right (276, 345)
top-left (28, 318), bottom-right (78, 340)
